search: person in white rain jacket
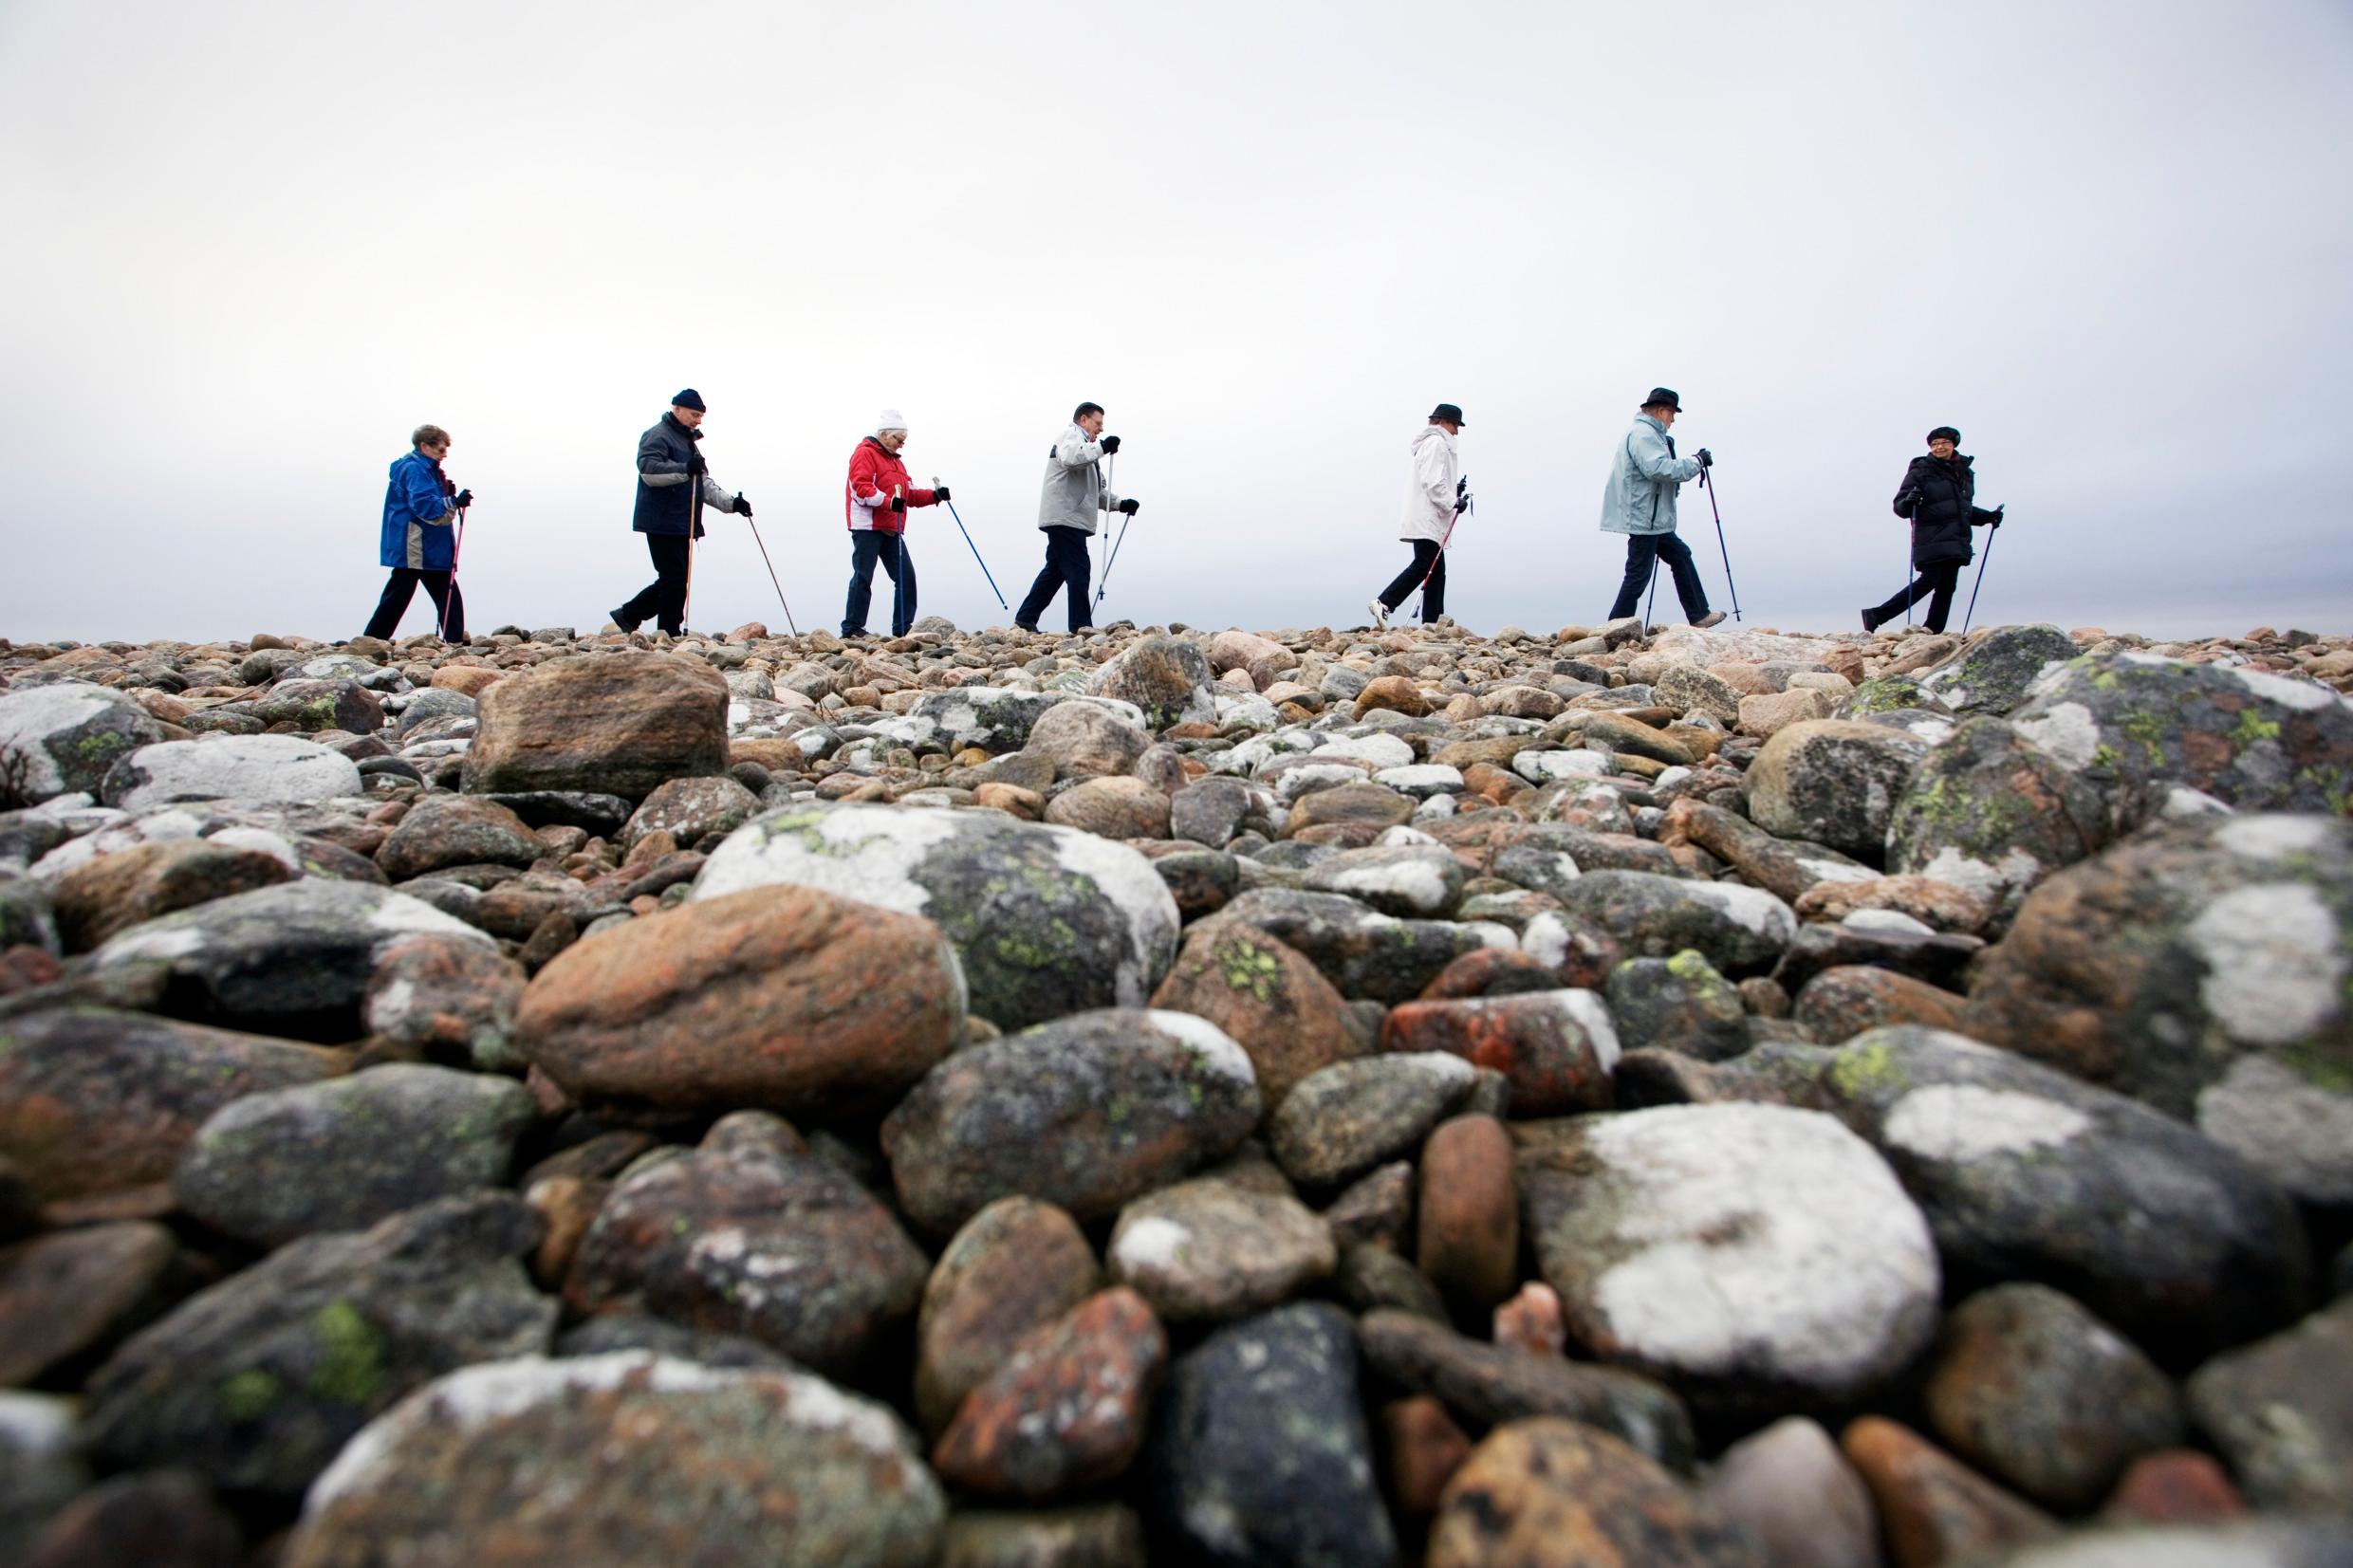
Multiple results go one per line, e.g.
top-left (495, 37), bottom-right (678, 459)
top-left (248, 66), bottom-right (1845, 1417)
top-left (1368, 403), bottom-right (1465, 629)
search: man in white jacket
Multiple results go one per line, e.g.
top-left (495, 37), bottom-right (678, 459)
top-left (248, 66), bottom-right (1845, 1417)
top-left (1368, 404), bottom-right (1466, 629)
top-left (1015, 401), bottom-right (1139, 634)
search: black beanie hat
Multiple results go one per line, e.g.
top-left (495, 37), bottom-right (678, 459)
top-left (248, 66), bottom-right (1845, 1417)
top-left (674, 389), bottom-right (707, 412)
top-left (1927, 425), bottom-right (1960, 446)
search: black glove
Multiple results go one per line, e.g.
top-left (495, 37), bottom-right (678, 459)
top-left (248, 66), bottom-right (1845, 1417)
top-left (1118, 497), bottom-right (1140, 515)
top-left (452, 489), bottom-right (473, 509)
top-left (735, 494), bottom-right (752, 518)
top-left (1695, 448), bottom-right (1714, 469)
top-left (687, 452), bottom-right (708, 478)
top-left (1099, 434), bottom-right (1121, 454)
top-left (933, 485), bottom-right (951, 504)
top-left (890, 496), bottom-right (907, 514)
top-left (1454, 494), bottom-right (1471, 514)
top-left (1990, 505), bottom-right (2004, 527)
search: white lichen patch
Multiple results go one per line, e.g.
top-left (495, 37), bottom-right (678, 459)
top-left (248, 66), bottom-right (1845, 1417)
top-left (1581, 1104), bottom-right (1938, 1390)
top-left (1688, 879), bottom-right (1798, 941)
top-left (1913, 845), bottom-right (2046, 903)
top-left (1520, 912), bottom-right (1573, 968)
top-left (1843, 909), bottom-right (1936, 937)
top-left (2197, 1055), bottom-right (2353, 1207)
top-left (1144, 1010), bottom-right (1259, 1087)
top-left (2159, 787), bottom-right (2234, 821)
top-left (91, 924), bottom-right (205, 964)
top-left (367, 889), bottom-right (497, 945)
top-left (2014, 702), bottom-right (2103, 769)
top-left (2184, 884), bottom-right (2344, 1046)
top-left (2215, 815), bottom-right (2335, 862)
top-left (1311, 733), bottom-right (1415, 770)
top-left (1884, 1085), bottom-right (2091, 1162)
top-left (691, 802), bottom-right (963, 911)
top-left (1054, 826), bottom-right (1181, 1002)
top-left (1551, 989), bottom-right (1622, 1073)
top-left (1111, 1214), bottom-right (1193, 1274)
top-left (1798, 858), bottom-right (1880, 887)
top-left (2232, 665), bottom-right (2340, 712)
top-left (207, 825), bottom-right (306, 869)
top-left (1321, 858), bottom-right (1455, 915)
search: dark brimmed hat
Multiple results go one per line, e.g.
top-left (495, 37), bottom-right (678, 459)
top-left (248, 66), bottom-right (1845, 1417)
top-left (1642, 387), bottom-right (1683, 412)
top-left (1430, 403), bottom-right (1466, 427)
top-left (673, 389), bottom-right (707, 411)
top-left (1927, 425), bottom-right (1960, 445)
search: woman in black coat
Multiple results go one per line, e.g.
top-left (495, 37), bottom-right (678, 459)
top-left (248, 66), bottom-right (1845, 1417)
top-left (1862, 426), bottom-right (2004, 634)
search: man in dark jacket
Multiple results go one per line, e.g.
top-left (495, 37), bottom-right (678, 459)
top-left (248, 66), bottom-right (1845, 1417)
top-left (363, 423), bottom-right (471, 641)
top-left (612, 389), bottom-right (753, 636)
top-left (1862, 426), bottom-right (2003, 634)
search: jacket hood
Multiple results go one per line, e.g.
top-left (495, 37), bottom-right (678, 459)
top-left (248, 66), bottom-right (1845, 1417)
top-left (1411, 424), bottom-right (1455, 452)
top-left (391, 450), bottom-right (440, 478)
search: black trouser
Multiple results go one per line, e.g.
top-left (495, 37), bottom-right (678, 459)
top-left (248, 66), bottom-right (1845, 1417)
top-left (1606, 532), bottom-right (1710, 622)
top-left (1016, 526), bottom-right (1095, 631)
top-left (843, 529), bottom-right (916, 636)
top-left (364, 569), bottom-right (465, 641)
top-left (1377, 539), bottom-right (1446, 621)
top-left (1868, 560), bottom-right (1963, 633)
top-left (616, 533), bottom-right (693, 635)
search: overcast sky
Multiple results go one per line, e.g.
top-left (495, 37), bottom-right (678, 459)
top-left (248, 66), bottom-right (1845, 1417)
top-left (3, 1), bottom-right (2348, 646)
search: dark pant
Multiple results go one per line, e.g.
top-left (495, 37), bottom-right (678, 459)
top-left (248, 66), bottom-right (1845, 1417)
top-left (1377, 540), bottom-right (1446, 621)
top-left (1868, 560), bottom-right (1963, 633)
top-left (1015, 526), bottom-right (1095, 631)
top-left (843, 530), bottom-right (916, 636)
top-left (364, 568), bottom-right (465, 641)
top-left (615, 533), bottom-right (693, 634)
top-left (1607, 532), bottom-right (1710, 622)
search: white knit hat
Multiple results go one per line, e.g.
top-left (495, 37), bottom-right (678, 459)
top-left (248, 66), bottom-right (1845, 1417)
top-left (877, 409), bottom-right (907, 433)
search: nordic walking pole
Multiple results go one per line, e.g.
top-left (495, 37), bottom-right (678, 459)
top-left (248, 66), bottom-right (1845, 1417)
top-left (1093, 452), bottom-right (1127, 610)
top-left (1961, 510), bottom-right (2002, 635)
top-left (1642, 549), bottom-right (1660, 631)
top-left (438, 503), bottom-right (468, 641)
top-left (932, 475), bottom-right (1007, 610)
top-left (742, 515), bottom-right (799, 636)
top-left (1412, 480), bottom-right (1470, 622)
top-left (893, 485), bottom-right (908, 636)
top-left (682, 478), bottom-right (701, 636)
top-left (1698, 467), bottom-right (1741, 621)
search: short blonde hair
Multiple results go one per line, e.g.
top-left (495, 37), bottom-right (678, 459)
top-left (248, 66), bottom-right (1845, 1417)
top-left (412, 424), bottom-right (450, 449)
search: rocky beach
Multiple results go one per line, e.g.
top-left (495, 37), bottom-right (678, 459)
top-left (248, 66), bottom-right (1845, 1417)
top-left (1, 611), bottom-right (2349, 1568)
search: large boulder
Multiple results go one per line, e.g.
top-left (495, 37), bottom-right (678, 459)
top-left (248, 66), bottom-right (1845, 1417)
top-left (1916, 625), bottom-right (2082, 715)
top-left (85, 879), bottom-right (493, 1041)
top-left (1023, 701), bottom-right (1152, 780)
top-left (881, 1009), bottom-right (1260, 1233)
top-left (283, 1353), bottom-right (944, 1568)
top-left (0, 682), bottom-right (168, 804)
top-left (1519, 1103), bottom-right (1940, 1416)
top-left (462, 652), bottom-right (729, 798)
top-left (1747, 719), bottom-right (1934, 862)
top-left (1884, 715), bottom-right (2108, 921)
top-left (565, 1112), bottom-right (929, 1376)
top-left (0, 1007), bottom-right (343, 1203)
top-left (1815, 1027), bottom-right (2310, 1362)
top-left (81, 1193), bottom-right (556, 1499)
top-left (100, 735), bottom-right (362, 811)
top-left (692, 803), bottom-right (1177, 1031)
top-left (518, 884), bottom-right (964, 1116)
top-left (2007, 650), bottom-right (2353, 835)
top-left (1962, 815), bottom-right (2353, 1205)
top-left (174, 1063), bottom-right (534, 1247)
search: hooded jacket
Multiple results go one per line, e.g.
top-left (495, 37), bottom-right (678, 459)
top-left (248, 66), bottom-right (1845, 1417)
top-left (1036, 424), bottom-right (1124, 536)
top-left (1893, 452), bottom-right (1998, 567)
top-left (380, 448), bottom-right (457, 570)
top-left (634, 412), bottom-right (746, 537)
top-left (844, 436), bottom-right (937, 535)
top-left (1600, 413), bottom-right (1702, 537)
top-left (1399, 424), bottom-right (1460, 544)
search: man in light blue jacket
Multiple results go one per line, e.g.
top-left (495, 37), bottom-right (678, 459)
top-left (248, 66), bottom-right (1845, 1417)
top-left (1601, 388), bottom-right (1725, 628)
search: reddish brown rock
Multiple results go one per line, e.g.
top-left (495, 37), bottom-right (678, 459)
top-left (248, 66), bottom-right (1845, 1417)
top-left (1285, 783), bottom-right (1417, 837)
top-left (932, 1287), bottom-right (1168, 1501)
top-left (363, 933), bottom-right (528, 1069)
top-left (19, 1467), bottom-right (244, 1568)
top-left (2100, 1449), bottom-right (2247, 1525)
top-left (1149, 923), bottom-right (1355, 1108)
top-left (516, 883), bottom-right (963, 1116)
top-left (1381, 991), bottom-right (1616, 1115)
top-left (1417, 1115), bottom-right (1517, 1315)
top-left (0, 1007), bottom-right (343, 1204)
top-left (0, 943), bottom-right (64, 995)
top-left (375, 796), bottom-right (547, 880)
top-left (429, 664), bottom-right (502, 696)
top-left (1428, 1418), bottom-right (1759, 1568)
top-left (0, 1222), bottom-right (186, 1385)
top-left (524, 1174), bottom-right (607, 1291)
top-left (1355, 675), bottom-right (1432, 720)
top-left (1842, 1416), bottom-right (2057, 1568)
top-left (1382, 1395), bottom-right (1473, 1516)
top-left (1794, 966), bottom-right (1966, 1042)
top-left (51, 839), bottom-right (296, 952)
top-left (461, 650), bottom-right (729, 798)
top-left (1417, 947), bottom-right (1567, 1001)
top-left (917, 1197), bottom-right (1102, 1434)
top-left (1044, 776), bottom-right (1173, 839)
top-left (1793, 876), bottom-right (1993, 935)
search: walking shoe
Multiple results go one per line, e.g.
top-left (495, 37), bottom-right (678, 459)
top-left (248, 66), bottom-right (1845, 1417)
top-left (1367, 598), bottom-right (1390, 630)
top-left (1014, 620), bottom-right (1040, 635)
top-left (608, 607), bottom-right (640, 634)
top-left (1860, 608), bottom-right (1880, 633)
top-left (1691, 611), bottom-right (1728, 629)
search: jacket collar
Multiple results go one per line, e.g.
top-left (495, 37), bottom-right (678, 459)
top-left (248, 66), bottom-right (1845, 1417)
top-left (663, 412), bottom-right (703, 441)
top-left (1637, 413), bottom-right (1667, 434)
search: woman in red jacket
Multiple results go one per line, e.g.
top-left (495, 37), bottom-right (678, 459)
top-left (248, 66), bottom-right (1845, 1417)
top-left (842, 410), bottom-right (944, 638)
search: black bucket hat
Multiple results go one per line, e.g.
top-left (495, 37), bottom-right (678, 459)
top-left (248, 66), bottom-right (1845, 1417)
top-left (1642, 387), bottom-right (1683, 412)
top-left (1430, 403), bottom-right (1466, 427)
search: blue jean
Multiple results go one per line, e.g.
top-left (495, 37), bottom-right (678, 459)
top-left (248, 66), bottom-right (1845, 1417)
top-left (1607, 532), bottom-right (1710, 622)
top-left (842, 530), bottom-right (916, 636)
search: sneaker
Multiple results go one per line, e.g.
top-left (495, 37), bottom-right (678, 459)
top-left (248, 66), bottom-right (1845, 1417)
top-left (1367, 598), bottom-right (1390, 630)
top-left (1691, 611), bottom-right (1728, 629)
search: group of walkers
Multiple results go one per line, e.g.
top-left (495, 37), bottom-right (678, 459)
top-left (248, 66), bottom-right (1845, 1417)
top-left (367, 386), bottom-right (2002, 644)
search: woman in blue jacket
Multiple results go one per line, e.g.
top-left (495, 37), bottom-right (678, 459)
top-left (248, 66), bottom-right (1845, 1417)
top-left (363, 424), bottom-right (472, 640)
